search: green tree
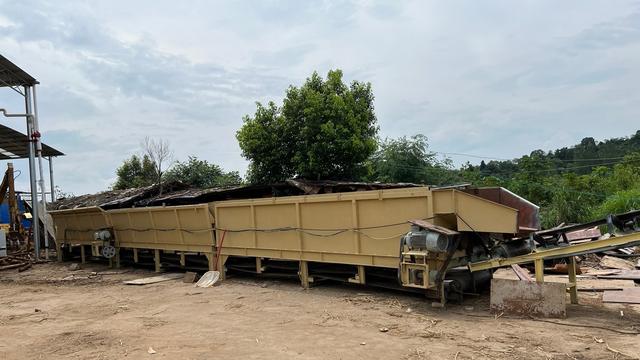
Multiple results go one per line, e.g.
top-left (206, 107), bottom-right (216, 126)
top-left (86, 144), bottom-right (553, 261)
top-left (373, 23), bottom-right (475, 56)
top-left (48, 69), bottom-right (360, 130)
top-left (237, 69), bottom-right (379, 183)
top-left (113, 155), bottom-right (156, 190)
top-left (164, 156), bottom-right (242, 188)
top-left (368, 134), bottom-right (456, 185)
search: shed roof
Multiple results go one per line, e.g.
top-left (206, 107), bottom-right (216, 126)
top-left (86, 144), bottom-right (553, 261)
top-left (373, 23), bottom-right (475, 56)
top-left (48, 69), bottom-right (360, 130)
top-left (0, 54), bottom-right (38, 88)
top-left (0, 123), bottom-right (63, 159)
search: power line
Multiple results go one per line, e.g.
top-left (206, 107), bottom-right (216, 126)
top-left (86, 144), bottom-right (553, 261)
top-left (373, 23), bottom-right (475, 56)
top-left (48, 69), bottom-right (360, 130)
top-left (375, 157), bottom-right (640, 175)
top-left (433, 151), bottom-right (630, 163)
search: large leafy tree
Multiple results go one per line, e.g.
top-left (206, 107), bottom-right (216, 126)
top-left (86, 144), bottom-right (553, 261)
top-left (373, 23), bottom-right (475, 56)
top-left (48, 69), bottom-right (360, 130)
top-left (237, 69), bottom-right (379, 183)
top-left (368, 134), bottom-right (457, 185)
top-left (113, 155), bottom-right (156, 190)
top-left (164, 156), bottom-right (242, 188)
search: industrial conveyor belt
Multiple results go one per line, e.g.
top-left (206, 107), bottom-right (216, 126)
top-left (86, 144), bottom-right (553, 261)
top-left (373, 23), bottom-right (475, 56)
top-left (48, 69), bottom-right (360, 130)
top-left (468, 230), bottom-right (640, 304)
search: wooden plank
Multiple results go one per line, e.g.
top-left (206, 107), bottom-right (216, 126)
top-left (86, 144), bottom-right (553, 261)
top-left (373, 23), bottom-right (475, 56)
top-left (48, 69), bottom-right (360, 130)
top-left (511, 264), bottom-right (533, 281)
top-left (603, 288), bottom-right (640, 304)
top-left (600, 255), bottom-right (635, 270)
top-left (544, 275), bottom-right (635, 290)
top-left (598, 270), bottom-right (640, 280)
top-left (123, 273), bottom-right (183, 285)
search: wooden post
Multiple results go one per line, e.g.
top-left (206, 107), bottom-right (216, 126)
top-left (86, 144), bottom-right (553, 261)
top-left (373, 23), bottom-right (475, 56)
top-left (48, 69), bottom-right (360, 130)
top-left (133, 248), bottom-right (138, 263)
top-left (218, 255), bottom-right (228, 280)
top-left (534, 259), bottom-right (544, 283)
top-left (348, 265), bottom-right (366, 284)
top-left (80, 245), bottom-right (86, 264)
top-left (115, 249), bottom-right (120, 269)
top-left (56, 243), bottom-right (62, 262)
top-left (154, 249), bottom-right (161, 273)
top-left (568, 256), bottom-right (578, 305)
top-left (180, 253), bottom-right (186, 267)
top-left (299, 260), bottom-right (310, 289)
top-left (207, 253), bottom-right (215, 271)
top-left (256, 257), bottom-right (263, 274)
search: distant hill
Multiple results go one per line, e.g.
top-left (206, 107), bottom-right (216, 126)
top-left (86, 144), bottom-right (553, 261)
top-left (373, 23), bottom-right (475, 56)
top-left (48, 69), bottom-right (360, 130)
top-left (473, 130), bottom-right (640, 179)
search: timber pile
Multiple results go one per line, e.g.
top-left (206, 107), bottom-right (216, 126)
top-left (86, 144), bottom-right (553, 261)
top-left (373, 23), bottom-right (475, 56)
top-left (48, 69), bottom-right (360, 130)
top-left (0, 250), bottom-right (34, 272)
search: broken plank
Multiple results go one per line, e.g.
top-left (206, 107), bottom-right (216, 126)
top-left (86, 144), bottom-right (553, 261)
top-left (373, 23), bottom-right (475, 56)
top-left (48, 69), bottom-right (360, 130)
top-left (597, 270), bottom-right (640, 280)
top-left (603, 288), bottom-right (640, 304)
top-left (543, 275), bottom-right (635, 290)
top-left (511, 264), bottom-right (533, 281)
top-left (123, 273), bottom-right (184, 285)
top-left (600, 255), bottom-right (635, 270)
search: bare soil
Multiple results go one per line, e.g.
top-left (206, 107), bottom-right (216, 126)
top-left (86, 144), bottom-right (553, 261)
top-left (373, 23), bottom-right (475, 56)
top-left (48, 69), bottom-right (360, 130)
top-left (0, 262), bottom-right (639, 360)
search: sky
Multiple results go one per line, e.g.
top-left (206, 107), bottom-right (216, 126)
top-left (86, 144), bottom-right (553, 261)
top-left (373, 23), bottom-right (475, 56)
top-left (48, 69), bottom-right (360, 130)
top-left (1, 0), bottom-right (639, 196)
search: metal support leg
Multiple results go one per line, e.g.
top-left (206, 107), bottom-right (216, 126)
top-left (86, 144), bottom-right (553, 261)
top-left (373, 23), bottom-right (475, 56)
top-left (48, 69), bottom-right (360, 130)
top-left (568, 257), bottom-right (578, 305)
top-left (56, 243), bottom-right (62, 262)
top-left (180, 253), bottom-right (186, 267)
top-left (115, 249), bottom-right (120, 269)
top-left (133, 248), bottom-right (138, 263)
top-left (80, 245), bottom-right (86, 264)
top-left (534, 259), bottom-right (544, 283)
top-left (154, 249), bottom-right (161, 273)
top-left (256, 257), bottom-right (263, 274)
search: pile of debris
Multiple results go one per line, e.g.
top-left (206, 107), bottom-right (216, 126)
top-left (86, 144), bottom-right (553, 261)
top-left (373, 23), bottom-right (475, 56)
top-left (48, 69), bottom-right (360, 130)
top-left (0, 249), bottom-right (34, 272)
top-left (51, 179), bottom-right (420, 210)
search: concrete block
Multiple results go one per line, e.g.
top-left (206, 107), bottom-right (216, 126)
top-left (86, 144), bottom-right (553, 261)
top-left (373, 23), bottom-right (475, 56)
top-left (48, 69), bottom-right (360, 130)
top-left (490, 278), bottom-right (566, 318)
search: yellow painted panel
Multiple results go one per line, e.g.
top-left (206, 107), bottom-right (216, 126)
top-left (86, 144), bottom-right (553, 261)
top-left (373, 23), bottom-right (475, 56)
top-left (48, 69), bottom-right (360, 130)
top-left (300, 200), bottom-right (354, 253)
top-left (357, 197), bottom-right (430, 256)
top-left (432, 189), bottom-right (518, 233)
top-left (107, 204), bottom-right (213, 252)
top-left (255, 203), bottom-right (299, 251)
top-left (49, 207), bottom-right (110, 245)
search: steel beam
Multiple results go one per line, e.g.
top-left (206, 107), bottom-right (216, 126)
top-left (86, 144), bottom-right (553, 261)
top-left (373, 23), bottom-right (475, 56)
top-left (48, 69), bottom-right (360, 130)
top-left (468, 231), bottom-right (640, 272)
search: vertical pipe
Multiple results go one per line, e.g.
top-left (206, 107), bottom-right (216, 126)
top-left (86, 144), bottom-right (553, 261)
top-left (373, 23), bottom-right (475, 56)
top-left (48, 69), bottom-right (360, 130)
top-left (32, 85), bottom-right (49, 260)
top-left (48, 156), bottom-right (55, 202)
top-left (25, 86), bottom-right (40, 260)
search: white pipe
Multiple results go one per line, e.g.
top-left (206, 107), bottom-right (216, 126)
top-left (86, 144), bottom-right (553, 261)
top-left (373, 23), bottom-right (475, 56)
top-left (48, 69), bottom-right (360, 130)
top-left (48, 156), bottom-right (55, 202)
top-left (32, 85), bottom-right (49, 260)
top-left (24, 87), bottom-right (40, 260)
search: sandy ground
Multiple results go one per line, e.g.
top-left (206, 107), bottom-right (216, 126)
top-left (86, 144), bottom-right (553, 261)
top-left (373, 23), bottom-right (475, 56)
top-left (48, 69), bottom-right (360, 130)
top-left (0, 263), bottom-right (639, 360)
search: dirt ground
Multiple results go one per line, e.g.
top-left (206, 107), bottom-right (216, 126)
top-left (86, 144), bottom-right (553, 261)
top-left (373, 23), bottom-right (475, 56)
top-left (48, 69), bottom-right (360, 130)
top-left (0, 263), bottom-right (639, 360)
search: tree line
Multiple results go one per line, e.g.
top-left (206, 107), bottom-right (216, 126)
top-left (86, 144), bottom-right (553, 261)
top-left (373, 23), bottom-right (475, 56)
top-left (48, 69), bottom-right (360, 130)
top-left (114, 69), bottom-right (640, 228)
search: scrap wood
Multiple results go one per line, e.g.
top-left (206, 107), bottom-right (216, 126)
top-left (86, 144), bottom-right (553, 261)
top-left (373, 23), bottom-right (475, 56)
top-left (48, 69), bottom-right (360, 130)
top-left (0, 262), bottom-right (29, 271)
top-left (598, 270), bottom-right (640, 280)
top-left (600, 255), bottom-right (635, 271)
top-left (603, 288), bottom-right (640, 304)
top-left (510, 264), bottom-right (532, 281)
top-left (123, 273), bottom-right (183, 285)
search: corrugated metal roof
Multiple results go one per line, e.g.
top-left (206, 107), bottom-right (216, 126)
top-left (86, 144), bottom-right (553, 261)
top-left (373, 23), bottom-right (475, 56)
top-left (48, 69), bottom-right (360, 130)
top-left (0, 54), bottom-right (38, 88)
top-left (0, 123), bottom-right (63, 159)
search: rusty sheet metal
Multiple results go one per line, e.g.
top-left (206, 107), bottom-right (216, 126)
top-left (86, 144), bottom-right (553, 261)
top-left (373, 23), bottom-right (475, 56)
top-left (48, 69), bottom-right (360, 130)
top-left (490, 278), bottom-right (566, 318)
top-left (52, 180), bottom-right (421, 210)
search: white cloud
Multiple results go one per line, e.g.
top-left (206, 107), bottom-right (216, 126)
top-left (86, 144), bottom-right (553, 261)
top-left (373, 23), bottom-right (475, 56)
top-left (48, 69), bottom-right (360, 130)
top-left (0, 0), bottom-right (639, 195)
